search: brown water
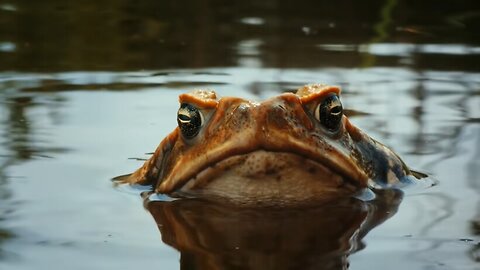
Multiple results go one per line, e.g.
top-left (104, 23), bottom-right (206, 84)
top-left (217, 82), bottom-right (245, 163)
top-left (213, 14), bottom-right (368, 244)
top-left (0, 1), bottom-right (479, 269)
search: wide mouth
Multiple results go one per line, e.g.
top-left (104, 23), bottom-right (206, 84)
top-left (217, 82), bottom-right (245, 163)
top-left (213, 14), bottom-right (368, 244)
top-left (156, 88), bottom-right (371, 199)
top-left (165, 150), bottom-right (364, 205)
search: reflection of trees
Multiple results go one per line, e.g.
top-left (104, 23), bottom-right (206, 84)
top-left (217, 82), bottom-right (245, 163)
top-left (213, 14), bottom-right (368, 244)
top-left (4, 97), bottom-right (34, 160)
top-left (405, 73), bottom-right (480, 263)
top-left (0, 95), bottom-right (37, 257)
top-left (0, 0), bottom-right (479, 71)
top-left (0, 88), bottom-right (67, 257)
top-left (0, 96), bottom-right (34, 257)
top-left (466, 104), bottom-right (480, 262)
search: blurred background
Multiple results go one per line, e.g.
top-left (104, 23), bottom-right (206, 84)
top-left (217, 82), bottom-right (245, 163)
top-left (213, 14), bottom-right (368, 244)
top-left (1, 0), bottom-right (479, 71)
top-left (0, 0), bottom-right (479, 269)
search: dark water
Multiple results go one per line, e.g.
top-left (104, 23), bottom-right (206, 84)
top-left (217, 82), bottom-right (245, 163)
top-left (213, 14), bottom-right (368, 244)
top-left (1, 1), bottom-right (479, 269)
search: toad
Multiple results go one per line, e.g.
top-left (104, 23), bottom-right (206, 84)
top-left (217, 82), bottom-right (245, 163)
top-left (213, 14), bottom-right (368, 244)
top-left (116, 84), bottom-right (426, 206)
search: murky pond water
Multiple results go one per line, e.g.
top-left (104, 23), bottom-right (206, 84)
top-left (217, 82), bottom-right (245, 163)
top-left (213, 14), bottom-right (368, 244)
top-left (1, 1), bottom-right (479, 269)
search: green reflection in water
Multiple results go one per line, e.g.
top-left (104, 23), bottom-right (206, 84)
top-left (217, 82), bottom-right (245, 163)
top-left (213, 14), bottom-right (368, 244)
top-left (361, 0), bottom-right (398, 67)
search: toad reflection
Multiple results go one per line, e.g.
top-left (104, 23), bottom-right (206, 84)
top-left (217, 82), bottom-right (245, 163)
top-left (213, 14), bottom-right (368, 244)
top-left (145, 190), bottom-right (402, 270)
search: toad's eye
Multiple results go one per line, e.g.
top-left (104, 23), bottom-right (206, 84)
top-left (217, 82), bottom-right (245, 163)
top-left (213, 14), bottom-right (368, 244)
top-left (315, 94), bottom-right (343, 131)
top-left (177, 103), bottom-right (203, 139)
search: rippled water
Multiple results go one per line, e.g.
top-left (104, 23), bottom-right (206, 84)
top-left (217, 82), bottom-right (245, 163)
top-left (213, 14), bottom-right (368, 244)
top-left (1, 1), bottom-right (479, 269)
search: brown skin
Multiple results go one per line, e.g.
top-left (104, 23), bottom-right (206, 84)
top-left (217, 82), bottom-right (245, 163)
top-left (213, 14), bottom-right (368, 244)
top-left (147, 189), bottom-right (403, 269)
top-left (117, 84), bottom-right (423, 206)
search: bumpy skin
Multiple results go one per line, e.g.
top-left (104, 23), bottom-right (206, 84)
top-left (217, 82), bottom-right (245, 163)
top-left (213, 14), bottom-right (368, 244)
top-left (119, 84), bottom-right (420, 205)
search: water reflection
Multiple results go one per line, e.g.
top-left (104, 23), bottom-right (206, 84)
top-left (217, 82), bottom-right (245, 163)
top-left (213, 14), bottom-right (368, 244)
top-left (0, 86), bottom-right (68, 258)
top-left (0, 67), bottom-right (477, 267)
top-left (467, 125), bottom-right (480, 262)
top-left (147, 190), bottom-right (403, 270)
top-left (1, 0), bottom-right (479, 71)
top-left (0, 96), bottom-right (35, 258)
top-left (0, 0), bottom-right (478, 267)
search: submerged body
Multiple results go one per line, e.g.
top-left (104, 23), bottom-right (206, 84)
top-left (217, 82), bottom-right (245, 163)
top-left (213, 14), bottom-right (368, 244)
top-left (118, 84), bottom-right (425, 206)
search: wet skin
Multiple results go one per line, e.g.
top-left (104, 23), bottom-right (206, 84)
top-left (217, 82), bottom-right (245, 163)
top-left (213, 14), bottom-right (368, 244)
top-left (117, 84), bottom-right (425, 206)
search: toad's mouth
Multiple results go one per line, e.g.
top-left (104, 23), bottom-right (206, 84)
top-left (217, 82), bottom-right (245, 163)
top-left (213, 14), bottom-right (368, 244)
top-left (157, 147), bottom-right (368, 202)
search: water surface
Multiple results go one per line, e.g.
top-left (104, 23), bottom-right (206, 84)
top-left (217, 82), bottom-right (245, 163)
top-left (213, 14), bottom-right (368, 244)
top-left (0, 1), bottom-right (479, 269)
